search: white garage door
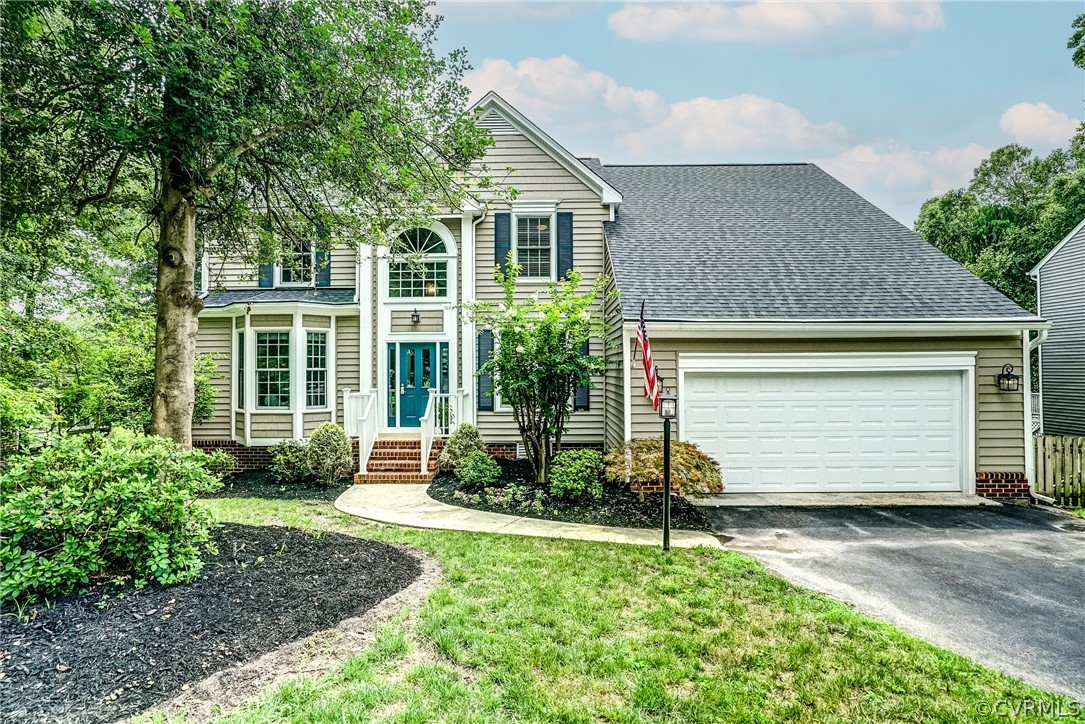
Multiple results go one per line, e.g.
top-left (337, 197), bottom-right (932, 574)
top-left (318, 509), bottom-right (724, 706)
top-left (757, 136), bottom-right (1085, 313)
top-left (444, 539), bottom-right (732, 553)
top-left (683, 368), bottom-right (967, 493)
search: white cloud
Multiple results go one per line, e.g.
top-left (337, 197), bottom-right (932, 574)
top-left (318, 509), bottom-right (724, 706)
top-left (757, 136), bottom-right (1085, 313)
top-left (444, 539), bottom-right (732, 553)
top-left (621, 94), bottom-right (851, 156)
top-left (817, 142), bottom-right (989, 223)
top-left (999, 102), bottom-right (1080, 145)
top-left (464, 56), bottom-right (666, 132)
top-left (608, 1), bottom-right (944, 43)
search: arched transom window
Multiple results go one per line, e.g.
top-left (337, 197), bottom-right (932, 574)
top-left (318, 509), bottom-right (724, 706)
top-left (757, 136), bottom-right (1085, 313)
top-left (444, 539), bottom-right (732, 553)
top-left (388, 228), bottom-right (449, 298)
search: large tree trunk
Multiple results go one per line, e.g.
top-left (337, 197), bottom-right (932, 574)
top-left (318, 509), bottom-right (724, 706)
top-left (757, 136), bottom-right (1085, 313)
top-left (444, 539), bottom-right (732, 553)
top-left (150, 166), bottom-right (203, 447)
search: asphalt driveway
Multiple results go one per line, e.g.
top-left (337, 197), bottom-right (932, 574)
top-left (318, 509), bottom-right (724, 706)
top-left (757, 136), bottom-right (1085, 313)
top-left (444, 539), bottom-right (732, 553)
top-left (706, 505), bottom-right (1085, 701)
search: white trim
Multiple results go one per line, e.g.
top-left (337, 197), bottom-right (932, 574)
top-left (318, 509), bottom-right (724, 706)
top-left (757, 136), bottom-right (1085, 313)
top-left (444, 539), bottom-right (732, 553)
top-left (200, 250), bottom-right (210, 295)
top-left (675, 351), bottom-right (978, 495)
top-left (302, 328), bottom-right (333, 413)
top-left (622, 329), bottom-right (632, 443)
top-left (1030, 216), bottom-right (1085, 277)
top-left (621, 320), bottom-right (1049, 337)
top-left (1022, 329), bottom-right (1034, 490)
top-left (471, 92), bottom-right (623, 205)
top-left (250, 327), bottom-right (295, 414)
top-left (201, 302), bottom-right (358, 318)
top-left (359, 244), bottom-right (374, 391)
top-left (462, 211), bottom-right (480, 424)
top-left (291, 315), bottom-right (305, 437)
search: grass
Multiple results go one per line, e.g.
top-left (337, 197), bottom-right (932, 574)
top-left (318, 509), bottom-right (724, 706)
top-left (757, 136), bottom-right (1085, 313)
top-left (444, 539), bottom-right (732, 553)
top-left (1067, 508), bottom-right (1085, 520)
top-left (184, 497), bottom-right (1082, 723)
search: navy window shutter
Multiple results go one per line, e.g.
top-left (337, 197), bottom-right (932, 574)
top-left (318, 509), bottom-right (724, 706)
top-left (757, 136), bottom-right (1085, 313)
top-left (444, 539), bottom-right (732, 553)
top-left (556, 212), bottom-right (574, 279)
top-left (574, 339), bottom-right (590, 411)
top-left (315, 249), bottom-right (331, 287)
top-left (258, 262), bottom-right (274, 288)
top-left (494, 213), bottom-right (511, 276)
top-left (477, 330), bottom-right (495, 411)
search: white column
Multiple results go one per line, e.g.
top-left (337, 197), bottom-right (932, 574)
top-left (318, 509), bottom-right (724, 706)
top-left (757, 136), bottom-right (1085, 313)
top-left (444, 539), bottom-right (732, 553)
top-left (359, 244), bottom-right (374, 392)
top-left (243, 311), bottom-right (254, 446)
top-left (1022, 329), bottom-right (1034, 487)
top-left (327, 315), bottom-right (337, 424)
top-left (461, 211), bottom-right (477, 424)
top-left (292, 313), bottom-right (304, 439)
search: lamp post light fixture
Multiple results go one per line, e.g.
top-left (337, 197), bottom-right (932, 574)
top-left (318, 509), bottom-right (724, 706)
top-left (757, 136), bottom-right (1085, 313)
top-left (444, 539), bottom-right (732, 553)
top-left (996, 364), bottom-right (1021, 392)
top-left (658, 388), bottom-right (678, 551)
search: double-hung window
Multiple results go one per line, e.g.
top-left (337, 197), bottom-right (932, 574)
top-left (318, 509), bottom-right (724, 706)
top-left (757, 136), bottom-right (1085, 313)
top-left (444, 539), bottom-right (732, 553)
top-left (279, 239), bottom-right (313, 285)
top-left (306, 332), bottom-right (327, 408)
top-left (515, 215), bottom-right (554, 279)
top-left (255, 332), bottom-right (291, 408)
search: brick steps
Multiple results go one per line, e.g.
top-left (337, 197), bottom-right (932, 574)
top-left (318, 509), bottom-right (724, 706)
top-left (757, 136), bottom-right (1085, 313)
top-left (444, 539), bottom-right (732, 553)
top-left (354, 437), bottom-right (443, 484)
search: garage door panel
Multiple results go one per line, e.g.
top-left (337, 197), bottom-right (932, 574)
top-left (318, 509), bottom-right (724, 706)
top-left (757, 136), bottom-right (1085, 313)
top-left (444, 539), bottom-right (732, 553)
top-left (683, 369), bottom-right (966, 494)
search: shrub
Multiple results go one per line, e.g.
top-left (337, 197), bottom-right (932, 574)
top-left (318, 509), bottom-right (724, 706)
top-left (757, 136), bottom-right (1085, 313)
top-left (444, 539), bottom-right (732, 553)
top-left (0, 430), bottom-right (223, 603)
top-left (437, 423), bottom-right (486, 473)
top-left (604, 439), bottom-right (724, 496)
top-left (549, 449), bottom-right (604, 501)
top-left (308, 422), bottom-right (353, 486)
top-left (456, 449), bottom-right (501, 490)
top-left (269, 439), bottom-right (312, 484)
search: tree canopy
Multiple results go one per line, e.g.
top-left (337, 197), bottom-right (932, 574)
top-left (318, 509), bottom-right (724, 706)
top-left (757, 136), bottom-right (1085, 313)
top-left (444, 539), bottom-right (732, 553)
top-left (3, 0), bottom-right (494, 444)
top-left (914, 133), bottom-right (1085, 312)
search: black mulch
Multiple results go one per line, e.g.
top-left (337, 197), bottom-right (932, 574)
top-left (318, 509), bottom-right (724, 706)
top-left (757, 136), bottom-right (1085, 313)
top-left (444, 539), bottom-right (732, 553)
top-left (0, 524), bottom-right (420, 724)
top-left (206, 470), bottom-right (351, 501)
top-left (427, 458), bottom-right (712, 532)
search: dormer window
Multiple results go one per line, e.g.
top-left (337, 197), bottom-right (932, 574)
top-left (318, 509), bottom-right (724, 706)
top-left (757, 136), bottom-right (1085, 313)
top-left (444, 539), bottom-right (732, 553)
top-left (388, 228), bottom-right (449, 298)
top-left (278, 239), bottom-right (313, 286)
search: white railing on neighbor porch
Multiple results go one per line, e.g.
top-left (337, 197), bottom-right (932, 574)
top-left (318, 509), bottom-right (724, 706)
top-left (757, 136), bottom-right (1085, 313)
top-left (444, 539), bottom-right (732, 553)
top-left (419, 390), bottom-right (467, 474)
top-left (344, 389), bottom-right (379, 474)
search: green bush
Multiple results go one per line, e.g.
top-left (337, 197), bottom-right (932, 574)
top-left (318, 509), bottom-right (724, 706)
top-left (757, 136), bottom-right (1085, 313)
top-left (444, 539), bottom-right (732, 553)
top-left (269, 439), bottom-right (312, 484)
top-left (456, 449), bottom-right (501, 490)
top-left (0, 430), bottom-right (223, 603)
top-left (437, 423), bottom-right (486, 472)
top-left (307, 422), bottom-right (353, 486)
top-left (549, 449), bottom-right (604, 501)
top-left (604, 439), bottom-right (724, 496)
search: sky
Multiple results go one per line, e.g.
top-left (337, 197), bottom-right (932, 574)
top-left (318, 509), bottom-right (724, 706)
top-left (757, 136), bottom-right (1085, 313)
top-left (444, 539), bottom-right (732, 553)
top-left (433, 1), bottom-right (1084, 225)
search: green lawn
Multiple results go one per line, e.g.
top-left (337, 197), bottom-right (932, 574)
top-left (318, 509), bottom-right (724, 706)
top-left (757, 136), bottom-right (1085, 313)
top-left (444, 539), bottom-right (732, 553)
top-left (191, 497), bottom-right (1081, 723)
top-left (1068, 508), bottom-right (1085, 520)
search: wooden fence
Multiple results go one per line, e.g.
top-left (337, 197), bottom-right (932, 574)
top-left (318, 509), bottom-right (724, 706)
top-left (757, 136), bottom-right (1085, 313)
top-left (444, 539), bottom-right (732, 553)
top-left (1033, 435), bottom-right (1085, 507)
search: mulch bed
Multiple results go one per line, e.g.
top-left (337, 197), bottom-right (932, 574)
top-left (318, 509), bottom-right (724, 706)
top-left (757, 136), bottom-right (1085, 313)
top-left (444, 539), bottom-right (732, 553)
top-left (0, 524), bottom-right (420, 724)
top-left (428, 458), bottom-right (712, 532)
top-left (206, 470), bottom-right (351, 501)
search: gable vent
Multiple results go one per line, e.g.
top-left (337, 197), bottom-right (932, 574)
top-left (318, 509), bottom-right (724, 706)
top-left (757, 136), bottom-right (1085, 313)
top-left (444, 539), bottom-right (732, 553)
top-left (478, 110), bottom-right (518, 135)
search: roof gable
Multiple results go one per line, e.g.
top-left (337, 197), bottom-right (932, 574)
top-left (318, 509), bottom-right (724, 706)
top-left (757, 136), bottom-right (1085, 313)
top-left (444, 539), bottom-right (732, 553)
top-left (1030, 216), bottom-right (1085, 277)
top-left (470, 92), bottom-right (622, 205)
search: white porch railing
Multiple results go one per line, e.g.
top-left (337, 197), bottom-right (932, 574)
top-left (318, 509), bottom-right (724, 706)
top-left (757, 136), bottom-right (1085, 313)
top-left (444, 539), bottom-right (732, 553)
top-left (344, 389), bottom-right (379, 474)
top-left (419, 389), bottom-right (467, 473)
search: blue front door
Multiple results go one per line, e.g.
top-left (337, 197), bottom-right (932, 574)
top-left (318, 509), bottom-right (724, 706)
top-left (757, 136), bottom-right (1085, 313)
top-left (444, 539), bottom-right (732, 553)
top-left (397, 343), bottom-right (435, 427)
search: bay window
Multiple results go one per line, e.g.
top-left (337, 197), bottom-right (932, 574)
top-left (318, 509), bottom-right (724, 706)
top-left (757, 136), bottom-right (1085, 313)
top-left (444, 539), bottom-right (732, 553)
top-left (255, 332), bottom-right (291, 408)
top-left (306, 332), bottom-right (327, 408)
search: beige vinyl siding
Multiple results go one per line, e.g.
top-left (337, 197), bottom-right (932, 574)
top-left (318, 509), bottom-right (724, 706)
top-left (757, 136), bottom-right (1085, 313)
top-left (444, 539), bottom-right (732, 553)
top-left (251, 314), bottom-right (293, 328)
top-left (207, 246), bottom-right (357, 290)
top-left (192, 318), bottom-right (232, 440)
top-left (391, 309), bottom-right (443, 333)
top-left (302, 314), bottom-right (331, 329)
top-left (473, 133), bottom-right (608, 444)
top-left (626, 335), bottom-right (1027, 473)
top-left (603, 240), bottom-right (625, 450)
top-left (303, 411), bottom-right (333, 436)
top-left (1038, 228), bottom-right (1085, 435)
top-left (234, 411), bottom-right (244, 439)
top-left (251, 413), bottom-right (293, 438)
top-left (336, 316), bottom-right (361, 423)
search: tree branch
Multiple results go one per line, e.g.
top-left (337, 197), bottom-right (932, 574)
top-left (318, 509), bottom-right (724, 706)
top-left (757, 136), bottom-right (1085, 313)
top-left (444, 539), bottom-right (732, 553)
top-left (74, 151), bottom-right (127, 214)
top-left (204, 118), bottom-right (319, 181)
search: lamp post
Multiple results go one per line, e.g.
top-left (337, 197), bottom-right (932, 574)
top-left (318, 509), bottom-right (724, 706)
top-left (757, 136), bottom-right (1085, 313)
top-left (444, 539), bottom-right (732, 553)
top-left (658, 389), bottom-right (678, 551)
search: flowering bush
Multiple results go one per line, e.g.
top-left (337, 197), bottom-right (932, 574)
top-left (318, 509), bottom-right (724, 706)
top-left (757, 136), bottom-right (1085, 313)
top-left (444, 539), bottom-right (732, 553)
top-left (454, 484), bottom-right (544, 513)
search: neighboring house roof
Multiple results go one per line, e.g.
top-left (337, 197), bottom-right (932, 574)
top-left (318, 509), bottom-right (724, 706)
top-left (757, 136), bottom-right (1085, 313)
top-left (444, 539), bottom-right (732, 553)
top-left (470, 92), bottom-right (623, 205)
top-left (202, 288), bottom-right (356, 308)
top-left (1030, 216), bottom-right (1085, 277)
top-left (589, 161), bottom-right (1039, 323)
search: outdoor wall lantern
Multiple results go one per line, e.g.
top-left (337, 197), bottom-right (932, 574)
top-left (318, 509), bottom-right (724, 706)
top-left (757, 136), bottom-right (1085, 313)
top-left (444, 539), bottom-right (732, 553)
top-left (410, 308), bottom-right (421, 325)
top-left (996, 364), bottom-right (1021, 392)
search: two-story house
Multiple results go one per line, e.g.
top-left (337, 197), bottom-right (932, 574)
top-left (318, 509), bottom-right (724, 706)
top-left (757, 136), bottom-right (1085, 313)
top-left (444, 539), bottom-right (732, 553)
top-left (194, 92), bottom-right (1047, 501)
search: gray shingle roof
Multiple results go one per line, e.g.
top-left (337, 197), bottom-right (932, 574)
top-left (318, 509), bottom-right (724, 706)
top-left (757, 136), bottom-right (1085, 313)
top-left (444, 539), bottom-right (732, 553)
top-left (202, 288), bottom-right (356, 309)
top-left (589, 162), bottom-right (1036, 322)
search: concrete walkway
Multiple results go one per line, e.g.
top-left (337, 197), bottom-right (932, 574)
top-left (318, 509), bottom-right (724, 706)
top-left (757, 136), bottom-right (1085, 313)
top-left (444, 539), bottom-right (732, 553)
top-left (335, 484), bottom-right (723, 550)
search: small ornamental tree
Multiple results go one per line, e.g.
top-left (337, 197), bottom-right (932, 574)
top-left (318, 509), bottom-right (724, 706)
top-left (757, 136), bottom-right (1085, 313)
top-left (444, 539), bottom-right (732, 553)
top-left (467, 259), bottom-right (612, 484)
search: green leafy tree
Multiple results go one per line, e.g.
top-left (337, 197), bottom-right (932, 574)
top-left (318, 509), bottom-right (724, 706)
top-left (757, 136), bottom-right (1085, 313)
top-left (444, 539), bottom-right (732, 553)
top-left (915, 133), bottom-right (1085, 312)
top-left (467, 260), bottom-right (612, 485)
top-left (3, 0), bottom-right (494, 446)
top-left (1070, 13), bottom-right (1085, 69)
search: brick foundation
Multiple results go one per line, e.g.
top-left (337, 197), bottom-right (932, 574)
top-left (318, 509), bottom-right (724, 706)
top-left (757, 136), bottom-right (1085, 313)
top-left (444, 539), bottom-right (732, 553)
top-left (194, 438), bottom-right (360, 473)
top-left (975, 471), bottom-right (1030, 500)
top-left (485, 442), bottom-right (604, 459)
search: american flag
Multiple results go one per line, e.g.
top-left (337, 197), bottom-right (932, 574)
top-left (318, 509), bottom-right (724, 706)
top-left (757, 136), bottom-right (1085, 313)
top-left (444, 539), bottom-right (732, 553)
top-left (636, 301), bottom-right (660, 410)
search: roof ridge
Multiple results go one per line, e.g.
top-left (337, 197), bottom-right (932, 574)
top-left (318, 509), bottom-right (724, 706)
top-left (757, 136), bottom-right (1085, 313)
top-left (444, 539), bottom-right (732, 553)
top-left (579, 161), bottom-right (814, 168)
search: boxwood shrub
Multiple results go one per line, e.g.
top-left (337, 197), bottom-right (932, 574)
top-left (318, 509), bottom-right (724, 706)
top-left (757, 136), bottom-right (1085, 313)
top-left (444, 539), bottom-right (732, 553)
top-left (604, 439), bottom-right (724, 495)
top-left (0, 430), bottom-right (224, 604)
top-left (549, 449), bottom-right (604, 501)
top-left (308, 422), bottom-right (353, 485)
top-left (457, 449), bottom-right (501, 490)
top-left (438, 423), bottom-right (486, 473)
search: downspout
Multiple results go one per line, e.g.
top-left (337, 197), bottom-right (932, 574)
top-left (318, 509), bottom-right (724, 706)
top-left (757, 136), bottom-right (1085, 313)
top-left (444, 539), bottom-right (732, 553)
top-left (1026, 328), bottom-right (1053, 504)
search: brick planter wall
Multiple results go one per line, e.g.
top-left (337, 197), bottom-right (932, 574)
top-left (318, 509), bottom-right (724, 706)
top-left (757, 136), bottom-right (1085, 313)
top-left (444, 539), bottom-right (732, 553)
top-left (485, 442), bottom-right (604, 460)
top-left (975, 471), bottom-right (1029, 500)
top-left (194, 439), bottom-right (360, 473)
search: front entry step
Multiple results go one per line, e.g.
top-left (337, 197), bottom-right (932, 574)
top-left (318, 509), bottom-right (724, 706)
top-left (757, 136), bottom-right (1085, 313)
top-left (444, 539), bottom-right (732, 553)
top-left (354, 438), bottom-right (443, 484)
